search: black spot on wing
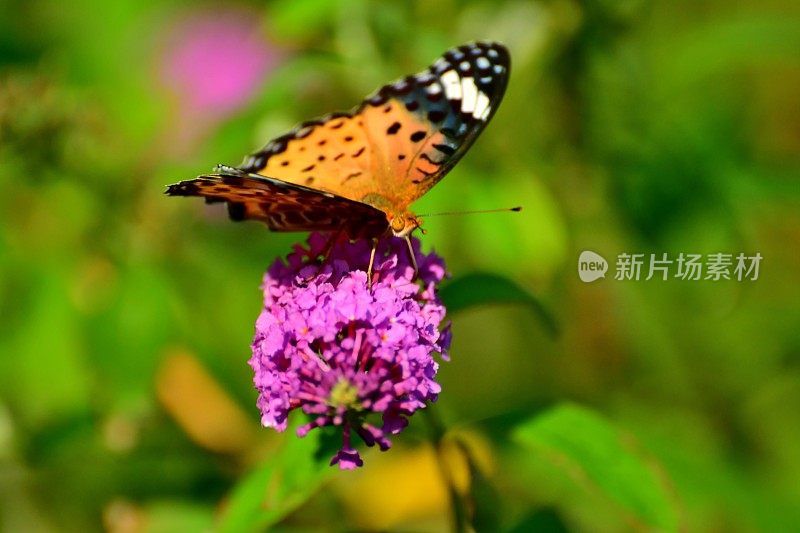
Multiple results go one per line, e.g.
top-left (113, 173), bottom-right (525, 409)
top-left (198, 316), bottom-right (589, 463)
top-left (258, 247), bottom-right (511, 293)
top-left (433, 143), bottom-right (456, 156)
top-left (165, 181), bottom-right (198, 196)
top-left (286, 211), bottom-right (306, 225)
top-left (342, 171), bottom-right (362, 184)
top-left (427, 110), bottom-right (446, 123)
top-left (228, 202), bottom-right (246, 221)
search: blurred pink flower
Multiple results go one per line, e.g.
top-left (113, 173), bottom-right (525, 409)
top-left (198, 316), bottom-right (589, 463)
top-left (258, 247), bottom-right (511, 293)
top-left (157, 7), bottom-right (282, 147)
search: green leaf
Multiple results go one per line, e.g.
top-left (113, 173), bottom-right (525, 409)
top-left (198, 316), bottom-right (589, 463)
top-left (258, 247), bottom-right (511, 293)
top-left (270, 0), bottom-right (339, 40)
top-left (144, 501), bottom-right (214, 533)
top-left (439, 272), bottom-right (559, 337)
top-left (217, 428), bottom-right (331, 533)
top-left (508, 507), bottom-right (570, 533)
top-left (513, 403), bottom-right (679, 532)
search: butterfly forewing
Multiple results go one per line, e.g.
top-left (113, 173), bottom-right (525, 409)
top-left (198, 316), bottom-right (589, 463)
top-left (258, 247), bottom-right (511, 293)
top-left (358, 41), bottom-right (510, 209)
top-left (239, 113), bottom-right (376, 202)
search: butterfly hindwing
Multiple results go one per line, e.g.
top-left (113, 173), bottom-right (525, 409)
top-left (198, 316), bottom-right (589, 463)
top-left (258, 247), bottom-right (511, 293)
top-left (166, 173), bottom-right (389, 238)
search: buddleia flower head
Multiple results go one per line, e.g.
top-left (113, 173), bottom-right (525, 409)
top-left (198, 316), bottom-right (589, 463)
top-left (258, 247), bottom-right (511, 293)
top-left (249, 233), bottom-right (451, 469)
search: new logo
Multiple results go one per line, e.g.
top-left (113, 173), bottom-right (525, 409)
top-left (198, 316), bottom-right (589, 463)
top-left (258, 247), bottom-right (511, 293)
top-left (578, 251), bottom-right (608, 283)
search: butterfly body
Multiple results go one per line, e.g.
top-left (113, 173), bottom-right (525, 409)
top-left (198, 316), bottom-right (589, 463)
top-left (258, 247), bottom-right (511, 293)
top-left (166, 41), bottom-right (510, 240)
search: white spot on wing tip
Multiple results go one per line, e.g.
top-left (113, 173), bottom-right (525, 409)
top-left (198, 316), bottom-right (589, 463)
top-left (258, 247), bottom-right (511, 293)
top-left (461, 77), bottom-right (478, 114)
top-left (427, 83), bottom-right (442, 95)
top-left (440, 70), bottom-right (462, 100)
top-left (473, 91), bottom-right (491, 120)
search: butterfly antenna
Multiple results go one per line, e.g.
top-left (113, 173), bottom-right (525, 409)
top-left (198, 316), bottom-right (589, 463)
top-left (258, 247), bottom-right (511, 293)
top-left (417, 206), bottom-right (522, 217)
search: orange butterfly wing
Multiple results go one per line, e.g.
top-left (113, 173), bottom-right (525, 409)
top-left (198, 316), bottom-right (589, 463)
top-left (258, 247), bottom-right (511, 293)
top-left (166, 41), bottom-right (510, 236)
top-left (239, 112), bottom-right (376, 203)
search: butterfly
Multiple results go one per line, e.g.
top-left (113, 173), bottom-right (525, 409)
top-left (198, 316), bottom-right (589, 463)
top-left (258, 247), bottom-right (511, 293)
top-left (166, 41), bottom-right (510, 253)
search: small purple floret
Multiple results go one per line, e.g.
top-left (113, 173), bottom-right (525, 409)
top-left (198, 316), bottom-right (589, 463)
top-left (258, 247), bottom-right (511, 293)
top-left (249, 233), bottom-right (450, 469)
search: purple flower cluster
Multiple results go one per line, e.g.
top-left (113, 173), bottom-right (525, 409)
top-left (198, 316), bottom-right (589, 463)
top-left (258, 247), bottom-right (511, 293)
top-left (249, 233), bottom-right (451, 469)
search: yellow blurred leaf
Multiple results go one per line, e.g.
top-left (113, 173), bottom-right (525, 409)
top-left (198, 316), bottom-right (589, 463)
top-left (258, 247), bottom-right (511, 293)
top-left (334, 444), bottom-right (449, 529)
top-left (332, 433), bottom-right (494, 531)
top-left (156, 348), bottom-right (257, 455)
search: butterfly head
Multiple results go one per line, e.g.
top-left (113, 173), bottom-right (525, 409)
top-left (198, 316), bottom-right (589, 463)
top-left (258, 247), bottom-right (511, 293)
top-left (389, 212), bottom-right (422, 238)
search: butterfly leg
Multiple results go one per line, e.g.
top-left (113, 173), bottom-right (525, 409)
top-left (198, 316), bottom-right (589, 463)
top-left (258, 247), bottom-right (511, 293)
top-left (297, 231), bottom-right (344, 285)
top-left (404, 235), bottom-right (419, 278)
top-left (319, 229), bottom-right (344, 264)
top-left (367, 238), bottom-right (379, 289)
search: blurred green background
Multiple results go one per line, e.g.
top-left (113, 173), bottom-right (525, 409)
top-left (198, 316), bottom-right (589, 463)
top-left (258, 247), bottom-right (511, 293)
top-left (2, 0), bottom-right (800, 531)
